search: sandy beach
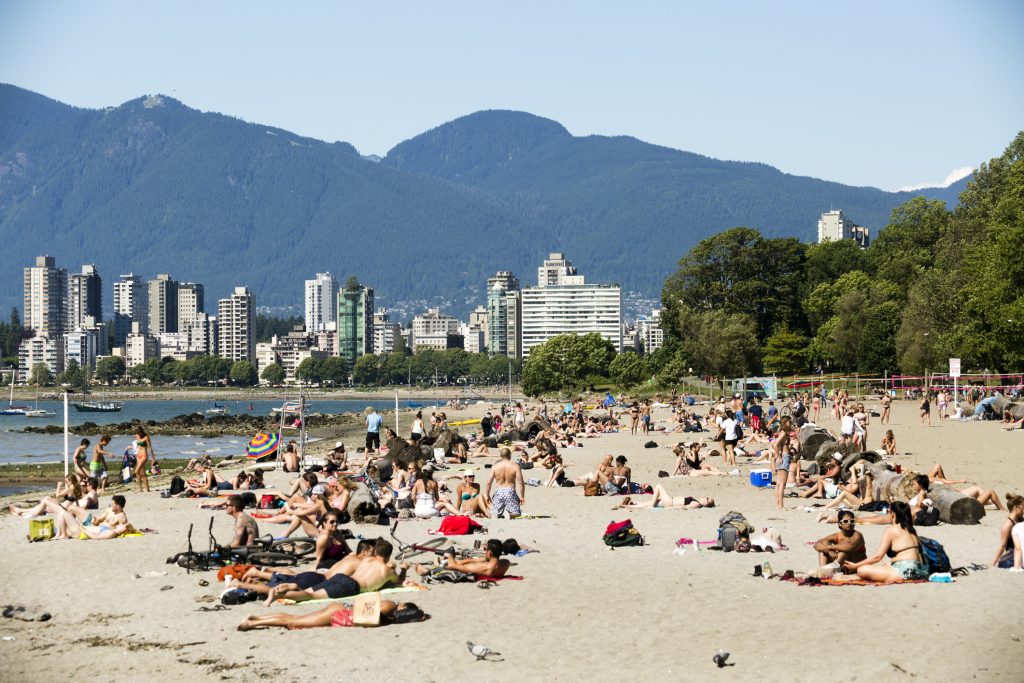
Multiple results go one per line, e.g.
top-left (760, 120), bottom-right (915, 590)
top-left (1, 399), bottom-right (1022, 682)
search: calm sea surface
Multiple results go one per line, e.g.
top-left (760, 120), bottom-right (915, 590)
top-left (0, 398), bottom-right (436, 464)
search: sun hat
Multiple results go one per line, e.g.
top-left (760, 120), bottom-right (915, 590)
top-left (461, 469), bottom-right (476, 477)
top-left (311, 484), bottom-right (327, 495)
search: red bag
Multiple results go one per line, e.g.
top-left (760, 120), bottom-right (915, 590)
top-left (605, 519), bottom-right (634, 536)
top-left (438, 515), bottom-right (483, 535)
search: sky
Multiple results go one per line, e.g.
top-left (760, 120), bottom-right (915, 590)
top-left (0, 1), bottom-right (1021, 190)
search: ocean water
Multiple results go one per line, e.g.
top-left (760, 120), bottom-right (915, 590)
top-left (0, 398), bottom-right (430, 465)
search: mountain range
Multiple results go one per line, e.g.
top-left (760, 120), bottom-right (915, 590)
top-left (0, 84), bottom-right (971, 320)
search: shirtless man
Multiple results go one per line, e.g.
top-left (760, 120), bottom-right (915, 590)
top-left (225, 495), bottom-right (260, 548)
top-left (485, 447), bottom-right (525, 519)
top-left (813, 510), bottom-right (867, 570)
top-left (231, 540), bottom-right (375, 597)
top-left (265, 539), bottom-right (406, 605)
top-left (413, 539), bottom-right (511, 579)
top-left (18, 494), bottom-right (130, 540)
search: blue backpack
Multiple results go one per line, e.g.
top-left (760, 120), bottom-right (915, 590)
top-left (919, 537), bottom-right (951, 574)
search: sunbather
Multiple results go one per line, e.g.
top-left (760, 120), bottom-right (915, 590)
top-left (994, 492), bottom-right (1024, 568)
top-left (412, 538), bottom-right (510, 579)
top-left (614, 486), bottom-right (714, 510)
top-left (813, 510), bottom-right (867, 569)
top-left (264, 539), bottom-right (407, 605)
top-left (838, 501), bottom-right (928, 582)
top-left (237, 599), bottom-right (423, 631)
top-left (233, 539), bottom-right (374, 595)
top-left (672, 443), bottom-right (727, 477)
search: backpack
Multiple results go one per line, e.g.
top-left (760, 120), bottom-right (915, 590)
top-left (259, 494), bottom-right (284, 509)
top-left (644, 441), bottom-right (658, 448)
top-left (915, 506), bottom-right (940, 527)
top-left (919, 537), bottom-right (951, 574)
top-left (169, 476), bottom-right (186, 496)
top-left (583, 480), bottom-right (603, 497)
top-left (437, 515), bottom-right (483, 536)
top-left (603, 519), bottom-right (644, 547)
top-left (717, 511), bottom-right (752, 551)
top-left (734, 422), bottom-right (744, 440)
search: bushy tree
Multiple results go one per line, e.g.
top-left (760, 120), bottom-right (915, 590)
top-left (762, 326), bottom-right (809, 375)
top-left (260, 362), bottom-right (285, 385)
top-left (29, 363), bottom-right (53, 386)
top-left (95, 356), bottom-right (126, 385)
top-left (295, 357), bottom-right (322, 385)
top-left (230, 360), bottom-right (258, 386)
top-left (521, 333), bottom-right (615, 396)
top-left (320, 356), bottom-right (349, 386)
top-left (676, 310), bottom-right (760, 379)
top-left (608, 351), bottom-right (649, 388)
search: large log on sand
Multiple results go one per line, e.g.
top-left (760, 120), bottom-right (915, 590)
top-left (798, 424), bottom-right (837, 456)
top-left (862, 461), bottom-right (985, 525)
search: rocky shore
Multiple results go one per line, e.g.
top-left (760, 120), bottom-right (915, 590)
top-left (20, 411), bottom-right (366, 437)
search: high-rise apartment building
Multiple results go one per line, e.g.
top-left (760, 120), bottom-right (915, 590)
top-left (148, 274), bottom-right (179, 335)
top-left (218, 287), bottom-right (255, 362)
top-left (486, 271), bottom-right (521, 359)
top-left (411, 308), bottom-right (462, 352)
top-left (68, 265), bottom-right (102, 331)
top-left (305, 273), bottom-right (339, 334)
top-left (521, 254), bottom-right (622, 356)
top-left (125, 321), bottom-right (160, 368)
top-left (65, 328), bottom-right (103, 370)
top-left (23, 255), bottom-right (67, 338)
top-left (372, 310), bottom-right (401, 355)
top-left (18, 335), bottom-right (65, 382)
top-left (817, 210), bottom-right (870, 248)
top-left (190, 312), bottom-right (219, 356)
top-left (337, 282), bottom-right (373, 366)
top-left (177, 282), bottom-right (204, 332)
top-left (636, 309), bottom-right (665, 354)
top-left (113, 273), bottom-right (146, 347)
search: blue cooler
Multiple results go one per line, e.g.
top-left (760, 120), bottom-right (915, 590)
top-left (750, 469), bottom-right (773, 487)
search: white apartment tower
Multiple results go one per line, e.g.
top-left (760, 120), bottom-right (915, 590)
top-left (24, 255), bottom-right (68, 338)
top-left (177, 282), bottom-right (205, 332)
top-left (521, 254), bottom-right (622, 356)
top-left (218, 287), bottom-right (255, 362)
top-left (817, 210), bottom-right (870, 248)
top-left (305, 272), bottom-right (339, 333)
top-left (113, 273), bottom-right (146, 346)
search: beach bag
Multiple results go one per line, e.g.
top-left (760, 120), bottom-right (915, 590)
top-left (259, 494), bottom-right (284, 509)
top-left (915, 506), bottom-right (940, 527)
top-left (437, 515), bottom-right (482, 536)
top-left (717, 511), bottom-right (752, 551)
top-left (583, 480), bottom-right (602, 497)
top-left (217, 564), bottom-right (255, 582)
top-left (28, 518), bottom-right (55, 542)
top-left (644, 441), bottom-right (658, 448)
top-left (603, 519), bottom-right (644, 547)
top-left (169, 476), bottom-right (186, 496)
top-left (423, 567), bottom-right (475, 584)
top-left (919, 537), bottom-right (951, 574)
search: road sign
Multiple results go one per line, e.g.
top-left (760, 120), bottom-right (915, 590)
top-left (949, 358), bottom-right (961, 378)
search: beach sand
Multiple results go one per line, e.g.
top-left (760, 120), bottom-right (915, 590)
top-left (1, 399), bottom-right (1022, 681)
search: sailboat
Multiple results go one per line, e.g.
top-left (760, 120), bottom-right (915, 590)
top-left (0, 369), bottom-right (27, 416)
top-left (25, 382), bottom-right (56, 418)
top-left (206, 401), bottom-right (230, 416)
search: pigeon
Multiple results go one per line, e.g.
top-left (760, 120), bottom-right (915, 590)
top-left (467, 641), bottom-right (503, 661)
top-left (713, 650), bottom-right (731, 668)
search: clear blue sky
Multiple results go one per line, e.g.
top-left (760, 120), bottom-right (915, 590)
top-left (1, 1), bottom-right (1021, 190)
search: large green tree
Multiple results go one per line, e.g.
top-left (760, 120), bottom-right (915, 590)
top-left (520, 333), bottom-right (615, 396)
top-left (230, 361), bottom-right (258, 387)
top-left (260, 362), bottom-right (285, 385)
top-left (95, 356), bottom-right (126, 385)
top-left (608, 351), bottom-right (650, 388)
top-left (762, 326), bottom-right (809, 375)
top-left (676, 309), bottom-right (760, 379)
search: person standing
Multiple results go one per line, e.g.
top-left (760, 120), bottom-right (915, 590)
top-left (919, 393), bottom-right (932, 427)
top-left (91, 435), bottom-right (112, 495)
top-left (133, 427), bottom-right (153, 493)
top-left (880, 392), bottom-right (892, 425)
top-left (480, 411), bottom-right (493, 438)
top-left (411, 411), bottom-right (425, 442)
top-left (485, 448), bottom-right (524, 519)
top-left (365, 408), bottom-right (384, 454)
top-left (720, 410), bottom-right (738, 466)
top-left (772, 429), bottom-right (791, 510)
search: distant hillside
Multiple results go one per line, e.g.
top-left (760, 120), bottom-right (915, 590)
top-left (0, 85), bottom-right (971, 318)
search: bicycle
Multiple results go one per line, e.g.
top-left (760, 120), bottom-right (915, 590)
top-left (389, 520), bottom-right (483, 562)
top-left (166, 517), bottom-right (317, 571)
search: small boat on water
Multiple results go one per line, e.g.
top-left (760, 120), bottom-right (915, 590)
top-left (73, 401), bottom-right (124, 413)
top-left (2, 371), bottom-right (27, 416)
top-left (206, 402), bottom-right (230, 416)
top-left (25, 408), bottom-right (56, 418)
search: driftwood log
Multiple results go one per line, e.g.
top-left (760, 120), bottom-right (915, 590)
top-left (862, 461), bottom-right (985, 525)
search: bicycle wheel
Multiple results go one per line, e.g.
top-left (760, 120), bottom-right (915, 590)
top-left (176, 552), bottom-right (224, 571)
top-left (247, 552), bottom-right (299, 567)
top-left (271, 537), bottom-right (317, 557)
top-left (395, 537), bottom-right (447, 561)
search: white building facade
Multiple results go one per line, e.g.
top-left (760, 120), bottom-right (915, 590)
top-left (304, 272), bottom-right (339, 334)
top-left (218, 287), bottom-right (255, 363)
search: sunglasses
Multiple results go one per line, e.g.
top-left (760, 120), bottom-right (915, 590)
top-left (326, 520), bottom-right (338, 525)
top-left (838, 519), bottom-right (855, 525)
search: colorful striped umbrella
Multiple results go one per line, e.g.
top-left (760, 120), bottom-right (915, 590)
top-left (246, 431), bottom-right (280, 460)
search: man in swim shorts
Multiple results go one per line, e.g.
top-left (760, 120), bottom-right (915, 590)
top-left (485, 448), bottom-right (524, 519)
top-left (265, 538), bottom-right (406, 605)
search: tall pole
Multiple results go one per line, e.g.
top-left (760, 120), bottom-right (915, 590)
top-left (395, 389), bottom-right (400, 433)
top-left (63, 392), bottom-right (69, 477)
top-left (508, 359), bottom-right (513, 406)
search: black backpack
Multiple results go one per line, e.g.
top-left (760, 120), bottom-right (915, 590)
top-left (919, 537), bottom-right (951, 574)
top-left (168, 476), bottom-right (186, 496)
top-left (915, 506), bottom-right (940, 527)
top-left (603, 520), bottom-right (644, 548)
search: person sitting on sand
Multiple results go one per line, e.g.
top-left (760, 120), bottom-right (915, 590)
top-left (994, 492), bottom-right (1024, 569)
top-left (839, 501), bottom-right (928, 582)
top-left (258, 485), bottom-right (331, 537)
top-left (412, 538), bottom-right (510, 580)
top-left (13, 494), bottom-right (131, 540)
top-left (880, 430), bottom-right (896, 456)
top-left (813, 509), bottom-right (867, 570)
top-left (54, 473), bottom-right (84, 505)
top-left (265, 539), bottom-right (407, 605)
top-left (456, 470), bottom-right (491, 517)
top-left (605, 455), bottom-right (632, 495)
top-left (237, 599), bottom-right (424, 631)
top-left (10, 477), bottom-right (100, 518)
top-left (672, 443), bottom-right (726, 477)
top-left (177, 462), bottom-right (227, 497)
top-left (224, 495), bottom-right (260, 548)
top-left (184, 454), bottom-right (213, 472)
top-left (615, 486), bottom-right (714, 510)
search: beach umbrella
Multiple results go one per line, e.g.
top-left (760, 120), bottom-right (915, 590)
top-left (247, 431), bottom-right (280, 460)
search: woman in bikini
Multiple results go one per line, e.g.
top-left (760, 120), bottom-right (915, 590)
top-left (411, 469), bottom-right (456, 518)
top-left (880, 392), bottom-right (892, 425)
top-left (616, 486), bottom-right (714, 510)
top-left (773, 429), bottom-right (792, 511)
top-left (880, 430), bottom-right (896, 456)
top-left (919, 394), bottom-right (932, 427)
top-left (134, 427), bottom-right (153, 492)
top-left (456, 471), bottom-right (490, 517)
top-left (672, 443), bottom-right (726, 477)
top-left (841, 501), bottom-right (928, 582)
top-left (993, 492), bottom-right (1024, 569)
top-left (314, 510), bottom-right (352, 570)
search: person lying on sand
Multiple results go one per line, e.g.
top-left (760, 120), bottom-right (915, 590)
top-left (614, 486), bottom-right (715, 510)
top-left (813, 510), bottom-right (867, 570)
top-left (12, 495), bottom-right (131, 540)
top-left (237, 599), bottom-right (425, 631)
top-left (411, 539), bottom-right (511, 579)
top-left (264, 539), bottom-right (407, 605)
top-left (231, 539), bottom-right (374, 596)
